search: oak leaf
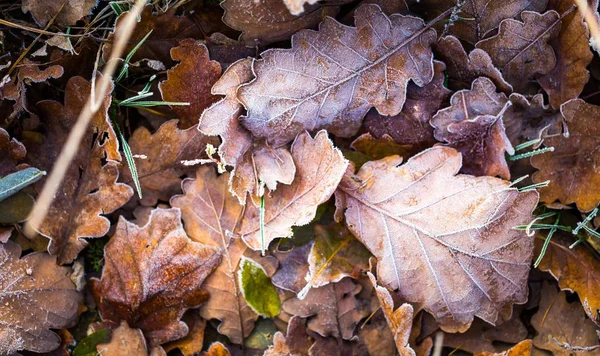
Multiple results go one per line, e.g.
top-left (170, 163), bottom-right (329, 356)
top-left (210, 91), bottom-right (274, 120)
top-left (0, 241), bottom-right (82, 355)
top-left (476, 11), bottom-right (561, 93)
top-left (91, 208), bottom-right (221, 346)
top-left (282, 278), bottom-right (370, 340)
top-left (539, 0), bottom-right (593, 109)
top-left (238, 4), bottom-right (438, 147)
top-left (474, 340), bottom-right (533, 356)
top-left (430, 77), bottom-right (513, 179)
top-left (264, 316), bottom-right (313, 356)
top-left (21, 0), bottom-right (96, 26)
top-left (96, 321), bottom-right (148, 356)
top-left (122, 120), bottom-right (217, 207)
top-left (272, 243), bottom-right (312, 294)
top-left (335, 146), bottom-right (539, 332)
top-left (201, 342), bottom-right (231, 356)
top-left (502, 93), bottom-right (563, 147)
top-left (237, 130), bottom-right (347, 252)
top-left (162, 312), bottom-right (206, 356)
top-left (0, 127), bottom-right (26, 177)
top-left (29, 76), bottom-right (132, 264)
top-left (531, 99), bottom-right (600, 212)
top-left (159, 39), bottom-right (222, 129)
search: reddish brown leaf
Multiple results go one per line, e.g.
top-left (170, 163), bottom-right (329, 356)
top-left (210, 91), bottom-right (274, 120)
top-left (502, 93), bottom-right (563, 147)
top-left (430, 77), bottom-right (513, 179)
top-left (265, 316), bottom-right (313, 356)
top-left (474, 340), bottom-right (533, 356)
top-left (0, 127), bottom-right (26, 176)
top-left (122, 120), bottom-right (217, 207)
top-left (238, 4), bottom-right (438, 147)
top-left (363, 60), bottom-right (451, 151)
top-left (434, 36), bottom-right (512, 94)
top-left (28, 76), bottom-right (132, 264)
top-left (91, 208), bottom-right (221, 346)
top-left (201, 342), bottom-right (231, 356)
top-left (159, 39), bottom-right (222, 129)
top-left (531, 99), bottom-right (600, 212)
top-left (237, 131), bottom-right (347, 251)
top-left (476, 11), bottom-right (561, 93)
top-left (335, 146), bottom-right (539, 332)
top-left (283, 278), bottom-right (369, 340)
top-left (162, 313), bottom-right (206, 356)
top-left (96, 321), bottom-right (148, 356)
top-left (21, 0), bottom-right (96, 26)
top-left (272, 244), bottom-right (312, 294)
top-left (0, 241), bottom-right (82, 355)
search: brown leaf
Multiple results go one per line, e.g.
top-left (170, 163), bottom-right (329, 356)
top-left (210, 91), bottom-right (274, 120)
top-left (357, 310), bottom-right (397, 356)
top-left (222, 0), bottom-right (347, 45)
top-left (170, 166), bottom-right (257, 344)
top-left (272, 244), bottom-right (312, 294)
top-left (476, 11), bottom-right (561, 93)
top-left (363, 60), bottom-right (451, 150)
top-left (502, 93), bottom-right (563, 147)
top-left (539, 1), bottom-right (593, 109)
top-left (531, 282), bottom-right (600, 355)
top-left (237, 130), bottom-right (347, 251)
top-left (91, 208), bottom-right (221, 346)
top-left (430, 77), bottom-right (513, 179)
top-left (21, 0), bottom-right (96, 26)
top-left (201, 342), bottom-right (231, 356)
top-left (335, 146), bottom-right (539, 332)
top-left (474, 340), bottom-right (533, 356)
top-left (531, 99), bottom-right (600, 212)
top-left (265, 316), bottom-right (313, 356)
top-left (159, 39), bottom-right (222, 129)
top-left (434, 36), bottom-right (512, 94)
top-left (96, 321), bottom-right (148, 356)
top-left (350, 133), bottom-right (412, 163)
top-left (29, 76), bottom-right (132, 264)
top-left (283, 278), bottom-right (370, 340)
top-left (416, 0), bottom-right (548, 45)
top-left (534, 231), bottom-right (600, 322)
top-left (0, 241), bottom-right (82, 355)
top-left (122, 120), bottom-right (217, 207)
top-left (0, 127), bottom-right (26, 176)
top-left (162, 312), bottom-right (206, 356)
top-left (238, 4), bottom-right (438, 147)
top-left (368, 273), bottom-right (416, 356)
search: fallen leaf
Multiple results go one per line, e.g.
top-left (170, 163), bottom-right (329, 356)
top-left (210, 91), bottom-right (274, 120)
top-left (349, 133), bottom-right (412, 163)
top-left (357, 310), bottom-right (397, 356)
top-left (0, 127), bottom-right (26, 176)
top-left (272, 244), bottom-right (312, 294)
top-left (283, 0), bottom-right (320, 15)
top-left (531, 99), bottom-right (600, 212)
top-left (0, 241), bottom-right (82, 355)
top-left (0, 226), bottom-right (12, 243)
top-left (534, 231), bottom-right (600, 322)
top-left (159, 39), bottom-right (222, 129)
top-left (434, 36), bottom-right (512, 94)
top-left (283, 278), bottom-right (370, 340)
top-left (222, 0), bottom-right (347, 45)
top-left (264, 316), bottom-right (313, 356)
top-left (237, 130), bottom-right (347, 252)
top-left (363, 60), bottom-right (451, 150)
top-left (122, 120), bottom-right (217, 207)
top-left (162, 312), bottom-right (206, 356)
top-left (531, 282), bottom-right (600, 355)
top-left (474, 339), bottom-right (533, 356)
top-left (29, 76), bottom-right (132, 264)
top-left (368, 273), bottom-right (416, 356)
top-left (238, 4), bottom-right (438, 147)
top-left (0, 191), bottom-right (35, 224)
top-left (239, 256), bottom-right (281, 318)
top-left (335, 146), bottom-right (539, 332)
top-left (96, 321), bottom-right (148, 356)
top-left (476, 11), bottom-right (561, 93)
top-left (539, 0), bottom-right (593, 109)
top-left (21, 0), bottom-right (97, 26)
top-left (91, 208), bottom-right (221, 346)
top-left (502, 93), bottom-right (563, 147)
top-left (430, 77), bottom-right (514, 179)
top-left (202, 342), bottom-right (231, 356)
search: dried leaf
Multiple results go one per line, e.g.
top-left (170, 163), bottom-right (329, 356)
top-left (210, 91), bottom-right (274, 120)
top-left (162, 312), bottom-right (206, 356)
top-left (474, 339), bottom-right (533, 356)
top-left (265, 316), bottom-right (313, 356)
top-left (531, 99), bottom-right (600, 212)
top-left (0, 191), bottom-right (35, 224)
top-left (476, 11), bottom-right (561, 93)
top-left (222, 0), bottom-right (347, 45)
top-left (531, 282), bottom-right (600, 355)
top-left (202, 342), bottom-right (231, 356)
top-left (502, 93), bottom-right (563, 147)
top-left (159, 39), bottom-right (222, 129)
top-left (368, 273), bottom-right (416, 356)
top-left (91, 208), bottom-right (221, 346)
top-left (434, 36), bottom-right (512, 94)
top-left (239, 257), bottom-right (281, 318)
top-left (122, 120), bottom-right (217, 207)
top-left (284, 0), bottom-right (321, 15)
top-left (0, 241), bottom-right (82, 355)
top-left (96, 321), bottom-right (148, 356)
top-left (238, 4), bottom-right (438, 147)
top-left (21, 0), bottom-right (96, 26)
top-left (430, 77), bottom-right (513, 179)
top-left (357, 310), bottom-right (397, 356)
top-left (29, 76), bottom-right (132, 264)
top-left (237, 130), bottom-right (347, 251)
top-left (283, 278), bottom-right (369, 340)
top-left (539, 0), bottom-right (593, 109)
top-left (272, 244), bottom-right (312, 294)
top-left (335, 146), bottom-right (539, 332)
top-left (534, 232), bottom-right (600, 321)
top-left (363, 60), bottom-right (451, 150)
top-left (0, 127), bottom-right (26, 177)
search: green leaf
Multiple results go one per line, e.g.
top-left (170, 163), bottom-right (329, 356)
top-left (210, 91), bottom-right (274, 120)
top-left (238, 257), bottom-right (280, 318)
top-left (0, 192), bottom-right (35, 224)
top-left (72, 328), bottom-right (111, 356)
top-left (0, 167), bottom-right (45, 202)
top-left (244, 318), bottom-right (277, 350)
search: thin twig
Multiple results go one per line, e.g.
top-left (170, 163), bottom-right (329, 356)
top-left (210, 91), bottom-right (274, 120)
top-left (24, 0), bottom-right (147, 239)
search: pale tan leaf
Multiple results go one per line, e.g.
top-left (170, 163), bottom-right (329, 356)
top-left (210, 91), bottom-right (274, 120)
top-left (96, 321), bottom-right (148, 356)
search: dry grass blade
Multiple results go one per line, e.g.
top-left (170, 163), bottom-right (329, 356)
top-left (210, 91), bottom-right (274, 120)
top-left (23, 0), bottom-right (147, 239)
